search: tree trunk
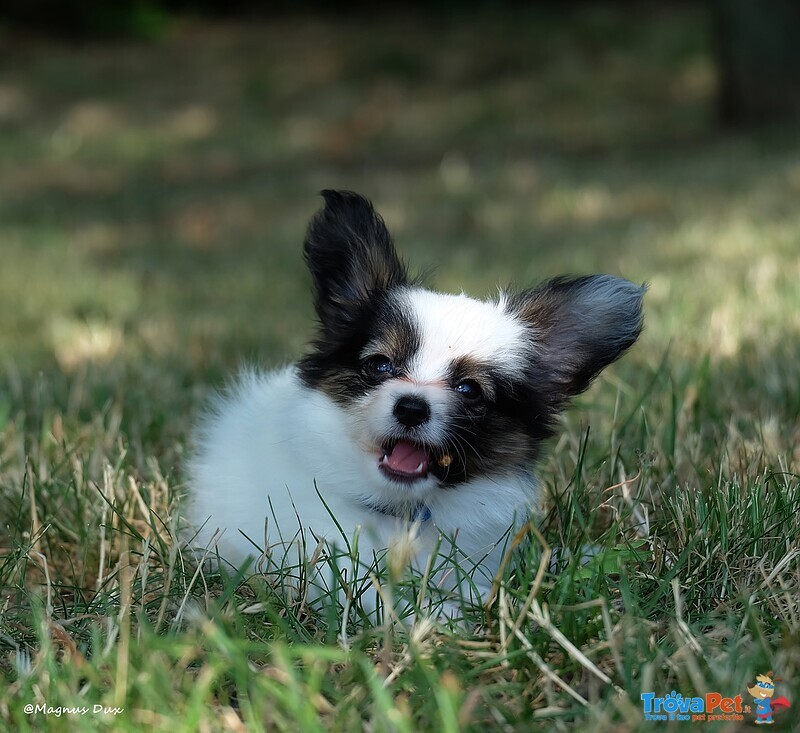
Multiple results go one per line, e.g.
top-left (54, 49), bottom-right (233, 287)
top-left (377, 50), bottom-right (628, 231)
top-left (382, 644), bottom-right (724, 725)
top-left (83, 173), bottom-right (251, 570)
top-left (713, 0), bottom-right (800, 125)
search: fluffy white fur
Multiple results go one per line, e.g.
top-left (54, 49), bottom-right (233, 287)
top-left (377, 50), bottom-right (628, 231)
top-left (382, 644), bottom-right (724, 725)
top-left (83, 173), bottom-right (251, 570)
top-left (186, 289), bottom-right (537, 612)
top-left (185, 190), bottom-right (644, 620)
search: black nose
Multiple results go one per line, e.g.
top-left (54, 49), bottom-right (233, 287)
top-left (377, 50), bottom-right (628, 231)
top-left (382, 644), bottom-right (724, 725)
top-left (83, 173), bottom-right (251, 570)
top-left (393, 395), bottom-right (431, 428)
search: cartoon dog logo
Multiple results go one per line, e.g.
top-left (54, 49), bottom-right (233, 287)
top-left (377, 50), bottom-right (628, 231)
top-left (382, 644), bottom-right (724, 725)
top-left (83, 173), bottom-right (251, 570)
top-left (747, 672), bottom-right (791, 725)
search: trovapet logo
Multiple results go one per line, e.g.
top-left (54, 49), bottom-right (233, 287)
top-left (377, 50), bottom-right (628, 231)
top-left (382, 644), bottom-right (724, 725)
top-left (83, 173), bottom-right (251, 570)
top-left (746, 671), bottom-right (791, 725)
top-left (641, 671), bottom-right (792, 724)
top-left (640, 691), bottom-right (747, 722)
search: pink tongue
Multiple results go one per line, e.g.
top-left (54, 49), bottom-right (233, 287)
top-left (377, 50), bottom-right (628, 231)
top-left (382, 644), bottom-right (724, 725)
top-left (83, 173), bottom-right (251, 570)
top-left (386, 440), bottom-right (429, 475)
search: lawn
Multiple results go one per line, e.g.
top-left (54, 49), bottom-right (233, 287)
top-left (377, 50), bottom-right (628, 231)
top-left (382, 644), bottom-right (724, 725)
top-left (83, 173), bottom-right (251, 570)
top-left (1, 5), bottom-right (799, 731)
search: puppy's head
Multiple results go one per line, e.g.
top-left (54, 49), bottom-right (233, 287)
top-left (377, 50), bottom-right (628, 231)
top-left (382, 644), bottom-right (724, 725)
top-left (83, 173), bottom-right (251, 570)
top-left (299, 190), bottom-right (645, 504)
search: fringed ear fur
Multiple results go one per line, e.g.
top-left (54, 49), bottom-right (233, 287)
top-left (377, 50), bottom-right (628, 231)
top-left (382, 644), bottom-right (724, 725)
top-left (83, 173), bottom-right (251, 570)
top-left (507, 275), bottom-right (646, 401)
top-left (303, 190), bottom-right (408, 332)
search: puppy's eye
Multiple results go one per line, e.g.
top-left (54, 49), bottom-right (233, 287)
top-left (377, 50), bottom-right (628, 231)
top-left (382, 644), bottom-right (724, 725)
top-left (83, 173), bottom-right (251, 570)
top-left (455, 379), bottom-right (482, 401)
top-left (363, 355), bottom-right (395, 378)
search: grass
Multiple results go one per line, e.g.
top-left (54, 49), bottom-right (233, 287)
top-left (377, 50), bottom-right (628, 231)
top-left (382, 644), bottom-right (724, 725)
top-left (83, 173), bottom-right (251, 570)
top-left (1, 5), bottom-right (800, 731)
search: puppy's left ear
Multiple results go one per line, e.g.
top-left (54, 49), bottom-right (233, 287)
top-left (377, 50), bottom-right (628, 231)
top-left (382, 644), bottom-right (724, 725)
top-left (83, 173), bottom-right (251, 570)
top-left (304, 190), bottom-right (408, 331)
top-left (508, 275), bottom-right (645, 401)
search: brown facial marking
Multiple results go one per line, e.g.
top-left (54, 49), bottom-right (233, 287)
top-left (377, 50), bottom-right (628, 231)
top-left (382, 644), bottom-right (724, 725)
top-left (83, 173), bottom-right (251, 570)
top-left (448, 355), bottom-right (501, 401)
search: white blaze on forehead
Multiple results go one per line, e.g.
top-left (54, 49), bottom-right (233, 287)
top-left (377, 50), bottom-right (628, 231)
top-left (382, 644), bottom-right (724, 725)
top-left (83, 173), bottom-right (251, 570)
top-left (402, 288), bottom-right (528, 382)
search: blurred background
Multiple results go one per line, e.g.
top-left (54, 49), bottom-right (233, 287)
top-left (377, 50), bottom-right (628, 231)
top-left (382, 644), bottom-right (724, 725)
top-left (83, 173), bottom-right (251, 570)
top-left (1, 1), bottom-right (799, 434)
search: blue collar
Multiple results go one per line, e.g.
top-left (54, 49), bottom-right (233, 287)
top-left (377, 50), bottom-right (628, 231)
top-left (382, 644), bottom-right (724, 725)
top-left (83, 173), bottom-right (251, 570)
top-left (364, 501), bottom-right (431, 523)
top-left (411, 504), bottom-right (432, 522)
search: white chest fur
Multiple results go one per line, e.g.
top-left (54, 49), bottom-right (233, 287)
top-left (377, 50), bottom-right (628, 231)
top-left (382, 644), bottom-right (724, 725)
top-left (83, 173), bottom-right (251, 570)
top-left (185, 367), bottom-right (537, 609)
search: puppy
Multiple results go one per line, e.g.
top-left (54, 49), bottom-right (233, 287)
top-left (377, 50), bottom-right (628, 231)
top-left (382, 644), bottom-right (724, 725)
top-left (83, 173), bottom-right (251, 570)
top-left (186, 190), bottom-right (644, 617)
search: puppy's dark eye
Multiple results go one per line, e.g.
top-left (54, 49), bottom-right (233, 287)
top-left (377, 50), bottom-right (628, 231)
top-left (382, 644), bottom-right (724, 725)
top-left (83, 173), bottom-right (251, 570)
top-left (363, 355), bottom-right (395, 378)
top-left (455, 379), bottom-right (482, 401)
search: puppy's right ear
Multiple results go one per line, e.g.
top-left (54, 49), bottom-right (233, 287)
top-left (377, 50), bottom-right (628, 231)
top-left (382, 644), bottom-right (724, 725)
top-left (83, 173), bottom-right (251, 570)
top-left (304, 190), bottom-right (408, 330)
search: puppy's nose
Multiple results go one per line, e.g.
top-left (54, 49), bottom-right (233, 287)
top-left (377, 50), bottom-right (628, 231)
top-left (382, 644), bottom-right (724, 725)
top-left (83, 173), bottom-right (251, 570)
top-left (393, 395), bottom-right (431, 428)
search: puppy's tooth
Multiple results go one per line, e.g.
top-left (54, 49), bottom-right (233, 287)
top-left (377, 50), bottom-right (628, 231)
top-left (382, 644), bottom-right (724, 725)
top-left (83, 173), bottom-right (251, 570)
top-left (416, 462), bottom-right (424, 473)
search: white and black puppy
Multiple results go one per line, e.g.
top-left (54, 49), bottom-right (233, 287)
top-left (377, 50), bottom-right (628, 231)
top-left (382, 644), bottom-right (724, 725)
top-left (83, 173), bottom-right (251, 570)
top-left (186, 190), bottom-right (644, 613)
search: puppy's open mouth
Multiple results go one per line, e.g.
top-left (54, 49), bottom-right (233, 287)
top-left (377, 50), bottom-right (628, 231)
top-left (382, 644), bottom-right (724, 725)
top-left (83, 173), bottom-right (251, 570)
top-left (379, 439), bottom-right (451, 482)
